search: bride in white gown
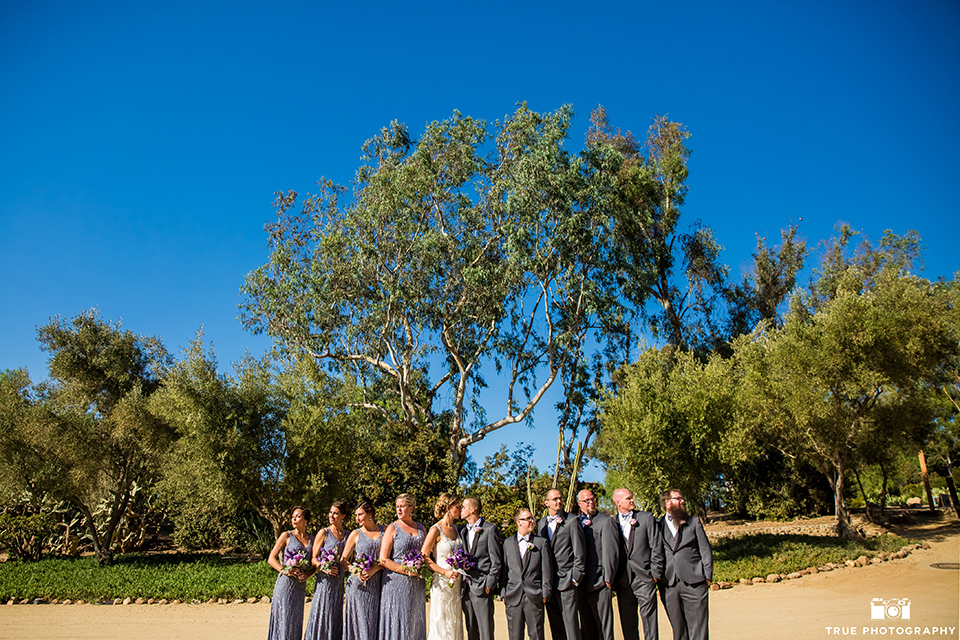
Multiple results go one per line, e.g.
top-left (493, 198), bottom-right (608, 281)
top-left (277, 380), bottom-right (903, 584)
top-left (422, 494), bottom-right (465, 640)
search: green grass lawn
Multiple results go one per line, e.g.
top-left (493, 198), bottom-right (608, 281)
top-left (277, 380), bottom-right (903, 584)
top-left (0, 532), bottom-right (918, 601)
top-left (0, 552), bottom-right (297, 601)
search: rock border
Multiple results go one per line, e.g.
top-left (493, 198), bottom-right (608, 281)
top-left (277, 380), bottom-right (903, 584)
top-left (709, 542), bottom-right (930, 591)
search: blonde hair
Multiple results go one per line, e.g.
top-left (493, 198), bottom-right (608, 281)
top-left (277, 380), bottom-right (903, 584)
top-left (434, 493), bottom-right (461, 519)
top-left (396, 493), bottom-right (416, 509)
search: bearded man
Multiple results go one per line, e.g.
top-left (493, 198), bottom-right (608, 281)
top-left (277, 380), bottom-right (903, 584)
top-left (658, 489), bottom-right (712, 640)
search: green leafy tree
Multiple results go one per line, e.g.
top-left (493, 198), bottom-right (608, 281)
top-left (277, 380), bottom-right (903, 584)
top-left (151, 338), bottom-right (356, 539)
top-left (17, 310), bottom-right (175, 564)
top-left (240, 104), bottom-right (632, 478)
top-left (596, 346), bottom-right (739, 515)
top-left (735, 261), bottom-right (957, 538)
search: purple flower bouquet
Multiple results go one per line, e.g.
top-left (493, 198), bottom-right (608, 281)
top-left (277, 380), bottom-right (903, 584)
top-left (349, 553), bottom-right (378, 586)
top-left (443, 546), bottom-right (478, 587)
top-left (316, 548), bottom-right (337, 574)
top-left (401, 549), bottom-right (430, 580)
top-left (283, 548), bottom-right (311, 580)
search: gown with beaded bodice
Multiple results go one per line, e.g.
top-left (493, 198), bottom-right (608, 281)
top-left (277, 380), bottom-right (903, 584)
top-left (427, 524), bottom-right (464, 640)
top-left (378, 522), bottom-right (427, 640)
top-left (267, 531), bottom-right (313, 640)
top-left (304, 527), bottom-right (347, 640)
top-left (344, 526), bottom-right (385, 640)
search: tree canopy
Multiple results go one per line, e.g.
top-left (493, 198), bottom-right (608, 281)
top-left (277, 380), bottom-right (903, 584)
top-left (240, 104), bottom-right (690, 478)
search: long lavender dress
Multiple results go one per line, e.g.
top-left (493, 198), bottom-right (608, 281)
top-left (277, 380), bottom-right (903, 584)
top-left (304, 527), bottom-right (348, 640)
top-left (344, 526), bottom-right (385, 640)
top-left (378, 522), bottom-right (427, 640)
top-left (267, 531), bottom-right (314, 640)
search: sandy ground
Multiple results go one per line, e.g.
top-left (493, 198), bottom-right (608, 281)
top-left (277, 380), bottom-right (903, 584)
top-left (1, 522), bottom-right (957, 640)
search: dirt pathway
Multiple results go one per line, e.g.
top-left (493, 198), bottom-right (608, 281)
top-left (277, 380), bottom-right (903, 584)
top-left (1, 524), bottom-right (956, 640)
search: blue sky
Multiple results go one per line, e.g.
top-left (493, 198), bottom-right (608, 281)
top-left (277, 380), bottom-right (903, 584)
top-left (2, 0), bottom-right (958, 478)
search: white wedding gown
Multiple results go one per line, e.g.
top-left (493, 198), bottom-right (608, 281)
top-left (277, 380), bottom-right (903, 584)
top-left (427, 525), bottom-right (464, 640)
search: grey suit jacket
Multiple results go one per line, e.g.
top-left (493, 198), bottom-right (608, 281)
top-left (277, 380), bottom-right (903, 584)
top-left (538, 511), bottom-right (585, 591)
top-left (501, 533), bottom-right (554, 606)
top-left (579, 512), bottom-right (618, 592)
top-left (660, 515), bottom-right (712, 586)
top-left (458, 518), bottom-right (504, 596)
top-left (614, 509), bottom-right (664, 591)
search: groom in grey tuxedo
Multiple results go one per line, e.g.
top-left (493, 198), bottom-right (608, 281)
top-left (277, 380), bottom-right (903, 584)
top-left (501, 507), bottom-right (554, 640)
top-left (459, 496), bottom-right (504, 640)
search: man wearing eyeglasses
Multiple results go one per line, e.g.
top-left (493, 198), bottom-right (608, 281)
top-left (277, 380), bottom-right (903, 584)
top-left (502, 507), bottom-right (555, 640)
top-left (575, 489), bottom-right (618, 640)
top-left (658, 489), bottom-right (712, 640)
top-left (538, 488), bottom-right (586, 640)
top-left (611, 487), bottom-right (663, 640)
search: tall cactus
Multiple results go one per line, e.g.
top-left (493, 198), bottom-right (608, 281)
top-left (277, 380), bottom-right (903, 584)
top-left (565, 441), bottom-right (583, 513)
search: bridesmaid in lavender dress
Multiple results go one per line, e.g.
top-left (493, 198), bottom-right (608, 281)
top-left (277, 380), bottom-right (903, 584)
top-left (378, 493), bottom-right (427, 640)
top-left (304, 500), bottom-right (349, 640)
top-left (342, 498), bottom-right (385, 640)
top-left (266, 506), bottom-right (314, 640)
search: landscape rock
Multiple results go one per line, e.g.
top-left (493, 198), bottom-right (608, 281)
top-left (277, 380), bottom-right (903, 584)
top-left (260, 596), bottom-right (271, 604)
top-left (739, 578), bottom-right (753, 585)
top-left (766, 574), bottom-right (781, 583)
top-left (122, 598), bottom-right (132, 605)
top-left (247, 598), bottom-right (258, 604)
top-left (786, 572), bottom-right (803, 580)
top-left (751, 577), bottom-right (765, 584)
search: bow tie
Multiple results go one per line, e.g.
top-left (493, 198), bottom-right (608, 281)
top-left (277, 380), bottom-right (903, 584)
top-left (620, 513), bottom-right (632, 521)
top-left (518, 535), bottom-right (529, 543)
top-left (469, 523), bottom-right (481, 532)
top-left (548, 515), bottom-right (560, 524)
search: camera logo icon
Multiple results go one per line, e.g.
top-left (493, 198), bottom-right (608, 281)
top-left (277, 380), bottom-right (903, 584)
top-left (871, 598), bottom-right (911, 620)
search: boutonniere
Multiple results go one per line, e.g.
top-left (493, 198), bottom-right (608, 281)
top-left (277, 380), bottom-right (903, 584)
top-left (523, 541), bottom-right (536, 553)
top-left (629, 518), bottom-right (638, 527)
top-left (580, 517), bottom-right (592, 527)
top-left (555, 516), bottom-right (564, 526)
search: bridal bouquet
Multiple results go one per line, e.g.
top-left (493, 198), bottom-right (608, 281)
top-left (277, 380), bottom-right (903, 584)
top-left (401, 549), bottom-right (431, 580)
top-left (283, 549), bottom-right (311, 580)
top-left (316, 548), bottom-right (337, 574)
top-left (349, 553), bottom-right (378, 586)
top-left (443, 546), bottom-right (478, 587)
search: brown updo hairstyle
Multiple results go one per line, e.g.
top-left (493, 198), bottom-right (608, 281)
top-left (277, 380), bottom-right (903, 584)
top-left (290, 505), bottom-right (312, 523)
top-left (434, 493), bottom-right (461, 520)
top-left (356, 497), bottom-right (375, 517)
top-left (396, 493), bottom-right (416, 509)
top-left (330, 500), bottom-right (349, 517)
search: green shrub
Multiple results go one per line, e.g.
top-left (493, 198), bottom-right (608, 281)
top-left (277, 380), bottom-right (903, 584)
top-left (0, 512), bottom-right (58, 561)
top-left (712, 533), bottom-right (916, 582)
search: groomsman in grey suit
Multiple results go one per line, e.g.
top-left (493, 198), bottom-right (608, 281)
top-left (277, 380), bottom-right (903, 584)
top-left (658, 489), bottom-right (712, 640)
top-left (612, 487), bottom-right (664, 640)
top-left (575, 489), bottom-right (618, 640)
top-left (459, 496), bottom-right (504, 640)
top-left (502, 507), bottom-right (555, 640)
top-left (539, 488), bottom-right (585, 640)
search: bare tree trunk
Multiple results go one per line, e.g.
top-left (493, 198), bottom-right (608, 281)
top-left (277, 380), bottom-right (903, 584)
top-left (918, 450), bottom-right (936, 513)
top-left (829, 465), bottom-right (859, 540)
top-left (945, 453), bottom-right (960, 518)
top-left (853, 468), bottom-right (876, 524)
